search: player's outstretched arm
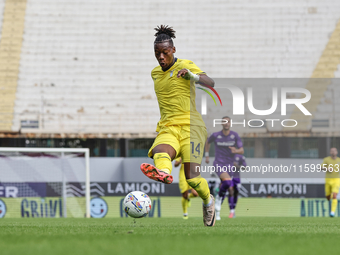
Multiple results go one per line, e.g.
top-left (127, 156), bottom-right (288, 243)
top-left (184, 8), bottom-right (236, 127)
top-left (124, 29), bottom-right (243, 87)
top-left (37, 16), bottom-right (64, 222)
top-left (177, 69), bottom-right (215, 87)
top-left (197, 74), bottom-right (215, 88)
top-left (229, 146), bottom-right (244, 155)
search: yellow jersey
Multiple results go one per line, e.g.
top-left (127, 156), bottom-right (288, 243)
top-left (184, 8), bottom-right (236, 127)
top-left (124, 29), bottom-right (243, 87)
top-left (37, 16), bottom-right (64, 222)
top-left (151, 58), bottom-right (206, 131)
top-left (322, 156), bottom-right (340, 179)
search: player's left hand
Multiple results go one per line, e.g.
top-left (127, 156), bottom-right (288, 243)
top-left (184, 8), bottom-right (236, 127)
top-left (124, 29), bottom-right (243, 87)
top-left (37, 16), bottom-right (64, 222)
top-left (229, 146), bottom-right (237, 153)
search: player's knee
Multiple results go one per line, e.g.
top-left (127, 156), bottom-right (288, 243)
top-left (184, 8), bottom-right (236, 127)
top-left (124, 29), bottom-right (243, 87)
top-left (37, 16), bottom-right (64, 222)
top-left (184, 163), bottom-right (200, 179)
top-left (332, 193), bottom-right (337, 199)
top-left (182, 191), bottom-right (188, 199)
top-left (191, 189), bottom-right (198, 197)
top-left (152, 145), bottom-right (176, 159)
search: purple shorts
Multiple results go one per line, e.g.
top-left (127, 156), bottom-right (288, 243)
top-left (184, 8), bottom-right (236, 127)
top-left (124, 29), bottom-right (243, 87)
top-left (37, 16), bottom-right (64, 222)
top-left (232, 177), bottom-right (241, 190)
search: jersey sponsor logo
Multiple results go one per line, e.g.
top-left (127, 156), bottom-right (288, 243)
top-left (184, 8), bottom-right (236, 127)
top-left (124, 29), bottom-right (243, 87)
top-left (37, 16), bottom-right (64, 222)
top-left (217, 135), bottom-right (222, 138)
top-left (217, 141), bottom-right (235, 146)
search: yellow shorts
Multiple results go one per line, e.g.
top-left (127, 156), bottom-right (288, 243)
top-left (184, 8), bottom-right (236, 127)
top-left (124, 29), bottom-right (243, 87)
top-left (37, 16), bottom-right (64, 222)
top-left (148, 125), bottom-right (207, 164)
top-left (179, 164), bottom-right (191, 193)
top-left (325, 178), bottom-right (340, 196)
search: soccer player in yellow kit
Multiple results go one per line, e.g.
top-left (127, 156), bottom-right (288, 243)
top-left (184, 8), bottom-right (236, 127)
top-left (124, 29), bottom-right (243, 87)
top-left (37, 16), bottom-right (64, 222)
top-left (174, 157), bottom-right (198, 219)
top-left (140, 25), bottom-right (216, 226)
top-left (322, 147), bottom-right (340, 217)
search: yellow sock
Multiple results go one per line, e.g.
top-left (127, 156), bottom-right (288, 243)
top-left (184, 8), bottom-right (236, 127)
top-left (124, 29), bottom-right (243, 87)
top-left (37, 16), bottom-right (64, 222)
top-left (153, 153), bottom-right (172, 174)
top-left (186, 175), bottom-right (211, 205)
top-left (331, 198), bottom-right (338, 213)
top-left (182, 197), bottom-right (188, 214)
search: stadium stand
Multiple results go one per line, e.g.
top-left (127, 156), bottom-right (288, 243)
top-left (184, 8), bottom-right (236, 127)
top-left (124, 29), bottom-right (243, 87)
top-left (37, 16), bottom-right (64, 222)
top-left (0, 0), bottom-right (26, 131)
top-left (289, 19), bottom-right (340, 131)
top-left (0, 0), bottom-right (339, 137)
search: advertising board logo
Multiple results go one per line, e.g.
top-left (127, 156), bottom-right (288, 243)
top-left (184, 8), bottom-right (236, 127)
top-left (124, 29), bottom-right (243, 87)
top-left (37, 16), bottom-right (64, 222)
top-left (0, 185), bottom-right (19, 197)
top-left (0, 199), bottom-right (6, 218)
top-left (90, 197), bottom-right (108, 218)
top-left (21, 198), bottom-right (62, 218)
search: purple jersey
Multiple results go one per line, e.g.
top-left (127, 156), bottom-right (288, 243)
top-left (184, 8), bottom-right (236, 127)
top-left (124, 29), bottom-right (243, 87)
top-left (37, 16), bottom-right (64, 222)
top-left (208, 130), bottom-right (243, 167)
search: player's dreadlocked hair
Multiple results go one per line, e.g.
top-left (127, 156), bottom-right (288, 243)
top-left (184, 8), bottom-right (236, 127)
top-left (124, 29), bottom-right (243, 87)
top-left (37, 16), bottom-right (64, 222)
top-left (154, 25), bottom-right (176, 46)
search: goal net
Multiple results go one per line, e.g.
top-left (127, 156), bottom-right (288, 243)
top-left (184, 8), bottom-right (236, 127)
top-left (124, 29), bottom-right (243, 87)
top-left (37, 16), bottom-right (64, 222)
top-left (0, 148), bottom-right (90, 218)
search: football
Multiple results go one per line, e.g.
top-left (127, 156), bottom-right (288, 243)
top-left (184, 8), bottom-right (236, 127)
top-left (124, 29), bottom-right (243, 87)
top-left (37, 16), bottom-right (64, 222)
top-left (123, 191), bottom-right (152, 218)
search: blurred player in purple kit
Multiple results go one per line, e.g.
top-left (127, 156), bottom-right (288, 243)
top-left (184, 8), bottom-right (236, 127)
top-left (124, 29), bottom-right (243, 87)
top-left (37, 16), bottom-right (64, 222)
top-left (205, 116), bottom-right (244, 220)
top-left (228, 154), bottom-right (247, 218)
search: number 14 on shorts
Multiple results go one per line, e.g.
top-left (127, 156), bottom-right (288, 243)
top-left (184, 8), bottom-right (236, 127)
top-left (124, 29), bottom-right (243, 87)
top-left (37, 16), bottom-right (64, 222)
top-left (191, 142), bottom-right (201, 158)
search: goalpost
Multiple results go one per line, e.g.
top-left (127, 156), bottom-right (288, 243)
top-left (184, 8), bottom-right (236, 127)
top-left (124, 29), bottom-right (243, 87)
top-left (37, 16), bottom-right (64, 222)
top-left (0, 147), bottom-right (90, 218)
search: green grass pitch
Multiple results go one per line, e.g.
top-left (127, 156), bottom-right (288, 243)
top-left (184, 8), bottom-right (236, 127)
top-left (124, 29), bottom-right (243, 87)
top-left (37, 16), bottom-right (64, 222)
top-left (1, 217), bottom-right (340, 255)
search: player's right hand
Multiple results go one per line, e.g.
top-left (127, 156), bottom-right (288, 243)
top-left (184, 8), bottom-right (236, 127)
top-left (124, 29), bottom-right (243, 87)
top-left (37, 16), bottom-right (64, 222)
top-left (229, 146), bottom-right (237, 153)
top-left (177, 69), bottom-right (199, 82)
